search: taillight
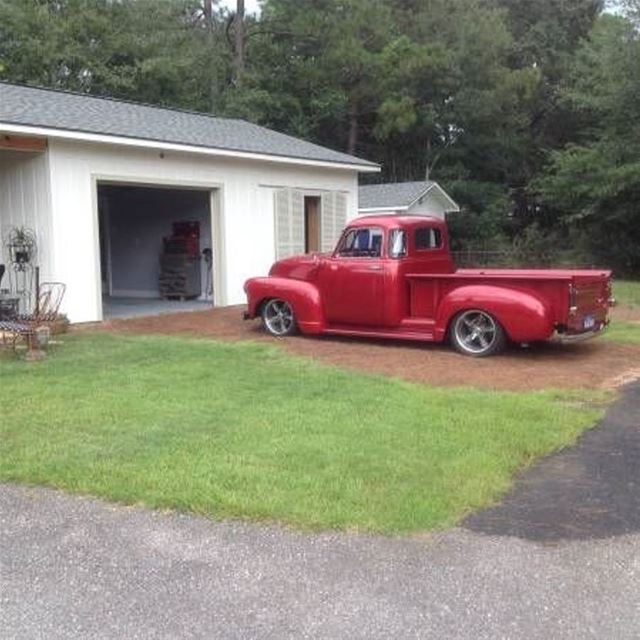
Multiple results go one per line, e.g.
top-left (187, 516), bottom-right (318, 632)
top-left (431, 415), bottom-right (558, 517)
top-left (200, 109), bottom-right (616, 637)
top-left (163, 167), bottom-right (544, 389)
top-left (568, 283), bottom-right (577, 315)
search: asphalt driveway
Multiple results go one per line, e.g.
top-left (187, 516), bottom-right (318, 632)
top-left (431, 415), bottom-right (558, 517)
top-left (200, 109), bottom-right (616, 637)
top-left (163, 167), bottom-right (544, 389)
top-left (1, 484), bottom-right (638, 640)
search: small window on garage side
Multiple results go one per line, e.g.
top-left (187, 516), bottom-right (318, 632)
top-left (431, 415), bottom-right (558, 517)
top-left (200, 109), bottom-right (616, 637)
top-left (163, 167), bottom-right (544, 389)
top-left (414, 227), bottom-right (442, 250)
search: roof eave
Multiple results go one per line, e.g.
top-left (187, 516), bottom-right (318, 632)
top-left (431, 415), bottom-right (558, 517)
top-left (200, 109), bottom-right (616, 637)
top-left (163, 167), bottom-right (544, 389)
top-left (0, 122), bottom-right (381, 173)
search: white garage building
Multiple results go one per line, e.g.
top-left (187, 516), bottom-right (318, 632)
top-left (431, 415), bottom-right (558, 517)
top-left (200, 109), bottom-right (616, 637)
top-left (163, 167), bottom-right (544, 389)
top-left (358, 181), bottom-right (459, 218)
top-left (0, 82), bottom-right (378, 323)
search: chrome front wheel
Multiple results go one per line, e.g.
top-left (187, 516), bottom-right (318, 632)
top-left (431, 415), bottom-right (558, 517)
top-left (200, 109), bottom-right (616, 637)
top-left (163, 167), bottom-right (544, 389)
top-left (261, 299), bottom-right (297, 336)
top-left (451, 310), bottom-right (506, 357)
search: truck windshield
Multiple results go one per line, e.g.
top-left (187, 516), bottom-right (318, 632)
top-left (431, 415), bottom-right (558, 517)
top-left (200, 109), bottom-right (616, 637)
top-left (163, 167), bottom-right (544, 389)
top-left (336, 227), bottom-right (384, 257)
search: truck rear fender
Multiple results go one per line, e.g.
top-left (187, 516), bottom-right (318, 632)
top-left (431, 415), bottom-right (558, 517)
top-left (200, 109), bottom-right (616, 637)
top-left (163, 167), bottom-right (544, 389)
top-left (244, 277), bottom-right (324, 334)
top-left (436, 285), bottom-right (553, 343)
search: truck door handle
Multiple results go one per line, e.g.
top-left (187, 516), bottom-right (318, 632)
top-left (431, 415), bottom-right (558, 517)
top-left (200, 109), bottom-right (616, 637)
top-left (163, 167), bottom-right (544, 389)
top-left (367, 265), bottom-right (383, 271)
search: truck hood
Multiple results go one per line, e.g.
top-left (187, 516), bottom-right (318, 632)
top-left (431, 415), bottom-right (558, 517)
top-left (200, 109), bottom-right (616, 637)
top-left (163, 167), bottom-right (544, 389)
top-left (269, 253), bottom-right (329, 281)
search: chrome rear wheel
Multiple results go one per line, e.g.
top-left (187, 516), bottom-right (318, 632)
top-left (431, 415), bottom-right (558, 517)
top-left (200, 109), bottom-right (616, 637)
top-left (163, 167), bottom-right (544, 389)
top-left (451, 310), bottom-right (506, 357)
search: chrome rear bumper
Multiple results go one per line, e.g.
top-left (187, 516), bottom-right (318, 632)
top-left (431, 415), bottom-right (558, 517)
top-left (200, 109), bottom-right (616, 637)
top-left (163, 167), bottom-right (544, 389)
top-left (553, 323), bottom-right (608, 343)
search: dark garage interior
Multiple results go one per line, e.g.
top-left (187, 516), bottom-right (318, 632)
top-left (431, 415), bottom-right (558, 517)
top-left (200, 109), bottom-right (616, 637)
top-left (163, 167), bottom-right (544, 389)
top-left (97, 184), bottom-right (215, 319)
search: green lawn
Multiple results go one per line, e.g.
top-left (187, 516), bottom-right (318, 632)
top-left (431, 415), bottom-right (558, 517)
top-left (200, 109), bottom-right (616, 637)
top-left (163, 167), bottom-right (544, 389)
top-left (607, 280), bottom-right (640, 345)
top-left (0, 334), bottom-right (607, 534)
top-left (604, 321), bottom-right (640, 345)
top-left (613, 280), bottom-right (640, 308)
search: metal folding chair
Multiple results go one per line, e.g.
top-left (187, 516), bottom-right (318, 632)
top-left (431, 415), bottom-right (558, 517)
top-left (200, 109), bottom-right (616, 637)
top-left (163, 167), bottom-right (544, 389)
top-left (0, 282), bottom-right (66, 360)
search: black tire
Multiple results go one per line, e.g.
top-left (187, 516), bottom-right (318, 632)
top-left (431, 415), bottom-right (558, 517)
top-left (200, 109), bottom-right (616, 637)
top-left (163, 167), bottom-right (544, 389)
top-left (261, 298), bottom-right (297, 337)
top-left (450, 309), bottom-right (507, 357)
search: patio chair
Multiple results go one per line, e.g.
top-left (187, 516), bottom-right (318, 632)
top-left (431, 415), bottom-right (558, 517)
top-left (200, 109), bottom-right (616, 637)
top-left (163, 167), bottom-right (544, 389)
top-left (0, 282), bottom-right (66, 360)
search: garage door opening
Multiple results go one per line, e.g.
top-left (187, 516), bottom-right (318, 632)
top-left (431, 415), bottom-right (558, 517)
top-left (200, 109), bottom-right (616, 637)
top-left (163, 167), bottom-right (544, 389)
top-left (97, 183), bottom-right (220, 319)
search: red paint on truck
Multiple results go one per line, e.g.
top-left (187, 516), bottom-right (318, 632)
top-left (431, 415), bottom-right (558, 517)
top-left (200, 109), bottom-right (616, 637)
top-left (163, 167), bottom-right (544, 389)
top-left (244, 216), bottom-right (612, 356)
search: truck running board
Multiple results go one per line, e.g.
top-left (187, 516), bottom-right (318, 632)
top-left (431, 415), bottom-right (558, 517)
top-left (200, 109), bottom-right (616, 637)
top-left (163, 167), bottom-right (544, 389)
top-left (324, 325), bottom-right (435, 342)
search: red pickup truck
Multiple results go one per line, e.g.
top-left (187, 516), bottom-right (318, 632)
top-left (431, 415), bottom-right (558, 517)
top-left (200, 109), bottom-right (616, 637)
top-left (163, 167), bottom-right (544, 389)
top-left (244, 215), bottom-right (612, 356)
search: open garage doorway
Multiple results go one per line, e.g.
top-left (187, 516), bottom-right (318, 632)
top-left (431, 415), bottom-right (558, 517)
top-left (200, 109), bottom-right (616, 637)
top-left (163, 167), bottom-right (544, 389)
top-left (97, 183), bottom-right (221, 319)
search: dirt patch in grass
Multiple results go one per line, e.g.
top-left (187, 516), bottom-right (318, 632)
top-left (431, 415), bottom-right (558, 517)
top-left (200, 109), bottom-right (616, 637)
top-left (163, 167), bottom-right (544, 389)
top-left (611, 306), bottom-right (640, 322)
top-left (78, 306), bottom-right (640, 392)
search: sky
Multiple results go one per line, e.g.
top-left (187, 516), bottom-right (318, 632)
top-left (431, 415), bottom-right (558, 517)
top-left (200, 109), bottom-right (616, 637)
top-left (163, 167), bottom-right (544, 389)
top-left (219, 0), bottom-right (262, 15)
top-left (218, 0), bottom-right (627, 19)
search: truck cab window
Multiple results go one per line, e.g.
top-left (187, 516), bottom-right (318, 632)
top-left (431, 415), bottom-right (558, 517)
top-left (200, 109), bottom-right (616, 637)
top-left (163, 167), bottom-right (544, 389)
top-left (415, 227), bottom-right (442, 250)
top-left (389, 229), bottom-right (406, 258)
top-left (336, 227), bottom-right (383, 257)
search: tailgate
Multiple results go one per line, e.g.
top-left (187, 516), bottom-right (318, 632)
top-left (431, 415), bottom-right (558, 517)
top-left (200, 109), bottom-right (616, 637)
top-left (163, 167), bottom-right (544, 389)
top-left (567, 274), bottom-right (612, 333)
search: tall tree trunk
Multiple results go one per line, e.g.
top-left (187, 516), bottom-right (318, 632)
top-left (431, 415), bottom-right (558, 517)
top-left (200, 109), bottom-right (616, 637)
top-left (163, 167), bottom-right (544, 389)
top-left (233, 0), bottom-right (245, 83)
top-left (203, 0), bottom-right (216, 111)
top-left (347, 102), bottom-right (358, 155)
top-left (203, 0), bottom-right (213, 26)
top-left (425, 138), bottom-right (431, 181)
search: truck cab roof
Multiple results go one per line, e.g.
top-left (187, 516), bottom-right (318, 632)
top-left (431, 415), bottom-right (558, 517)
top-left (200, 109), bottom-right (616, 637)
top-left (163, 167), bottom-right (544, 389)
top-left (348, 215), bottom-right (446, 231)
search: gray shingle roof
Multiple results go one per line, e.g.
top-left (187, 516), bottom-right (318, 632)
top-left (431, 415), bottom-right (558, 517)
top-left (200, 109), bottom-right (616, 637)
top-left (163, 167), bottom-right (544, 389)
top-left (0, 82), bottom-right (378, 169)
top-left (359, 181), bottom-right (436, 210)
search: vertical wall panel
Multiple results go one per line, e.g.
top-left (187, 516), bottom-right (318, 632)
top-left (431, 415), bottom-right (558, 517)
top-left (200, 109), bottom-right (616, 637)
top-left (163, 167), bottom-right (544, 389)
top-left (0, 151), bottom-right (53, 283)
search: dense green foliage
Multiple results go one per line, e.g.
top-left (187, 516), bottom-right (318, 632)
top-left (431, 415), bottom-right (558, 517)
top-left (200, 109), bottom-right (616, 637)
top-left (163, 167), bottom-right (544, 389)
top-left (0, 334), bottom-right (604, 532)
top-left (1, 0), bottom-right (638, 273)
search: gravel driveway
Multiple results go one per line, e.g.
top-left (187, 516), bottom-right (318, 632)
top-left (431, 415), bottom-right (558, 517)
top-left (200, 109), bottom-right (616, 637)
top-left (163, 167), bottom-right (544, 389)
top-left (1, 483), bottom-right (638, 640)
top-left (90, 305), bottom-right (640, 392)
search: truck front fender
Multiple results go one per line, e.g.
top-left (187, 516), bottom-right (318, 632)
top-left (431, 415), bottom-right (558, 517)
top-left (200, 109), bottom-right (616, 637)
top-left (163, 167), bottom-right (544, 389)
top-left (435, 285), bottom-right (554, 343)
top-left (244, 277), bottom-right (324, 334)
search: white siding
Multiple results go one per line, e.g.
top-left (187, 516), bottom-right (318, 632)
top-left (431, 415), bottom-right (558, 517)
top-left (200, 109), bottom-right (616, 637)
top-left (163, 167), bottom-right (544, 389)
top-left (406, 190), bottom-right (448, 219)
top-left (0, 151), bottom-right (54, 282)
top-left (45, 138), bottom-right (359, 322)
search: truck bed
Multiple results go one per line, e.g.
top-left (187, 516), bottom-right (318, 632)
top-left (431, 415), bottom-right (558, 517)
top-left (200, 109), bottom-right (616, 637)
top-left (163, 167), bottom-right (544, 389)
top-left (405, 268), bottom-right (611, 336)
top-left (407, 268), bottom-right (611, 281)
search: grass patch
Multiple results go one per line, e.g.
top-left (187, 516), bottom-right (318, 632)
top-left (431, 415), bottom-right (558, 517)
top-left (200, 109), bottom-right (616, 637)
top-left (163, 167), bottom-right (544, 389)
top-left (604, 320), bottom-right (640, 345)
top-left (0, 334), bottom-right (606, 534)
top-left (613, 280), bottom-right (640, 308)
top-left (605, 281), bottom-right (640, 345)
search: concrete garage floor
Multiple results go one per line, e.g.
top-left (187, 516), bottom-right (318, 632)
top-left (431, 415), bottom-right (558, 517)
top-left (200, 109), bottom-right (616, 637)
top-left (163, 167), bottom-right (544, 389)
top-left (102, 296), bottom-right (212, 319)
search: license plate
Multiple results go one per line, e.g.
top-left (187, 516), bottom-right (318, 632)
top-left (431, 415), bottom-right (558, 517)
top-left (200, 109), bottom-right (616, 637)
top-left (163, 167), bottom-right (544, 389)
top-left (583, 315), bottom-right (595, 330)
